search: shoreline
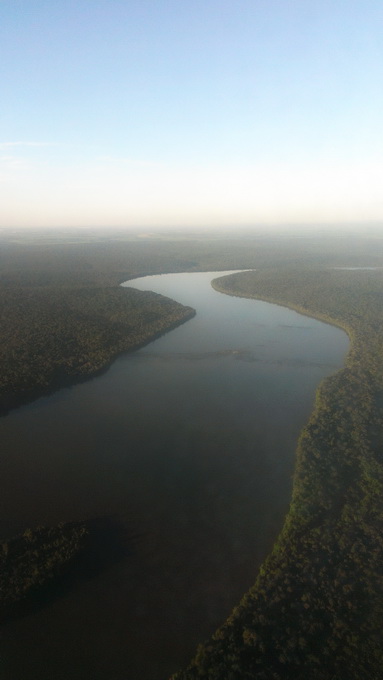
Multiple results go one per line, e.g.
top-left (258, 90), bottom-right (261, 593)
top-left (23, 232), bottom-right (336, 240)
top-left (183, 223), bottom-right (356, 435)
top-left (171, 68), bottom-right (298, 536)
top-left (211, 275), bottom-right (353, 343)
top-left (172, 269), bottom-right (382, 679)
top-left (0, 295), bottom-right (195, 417)
top-left (211, 270), bottom-right (352, 569)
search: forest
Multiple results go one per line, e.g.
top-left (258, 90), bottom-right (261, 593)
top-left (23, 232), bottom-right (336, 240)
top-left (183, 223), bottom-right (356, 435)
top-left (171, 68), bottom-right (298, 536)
top-left (0, 522), bottom-right (88, 614)
top-left (172, 267), bottom-right (383, 679)
top-left (0, 232), bottom-right (364, 412)
top-left (0, 285), bottom-right (195, 413)
top-left (1, 232), bottom-right (383, 677)
top-left (1, 232), bottom-right (382, 415)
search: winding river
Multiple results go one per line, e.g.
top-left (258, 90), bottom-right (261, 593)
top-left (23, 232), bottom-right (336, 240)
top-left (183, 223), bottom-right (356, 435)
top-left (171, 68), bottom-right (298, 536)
top-left (1, 272), bottom-right (349, 680)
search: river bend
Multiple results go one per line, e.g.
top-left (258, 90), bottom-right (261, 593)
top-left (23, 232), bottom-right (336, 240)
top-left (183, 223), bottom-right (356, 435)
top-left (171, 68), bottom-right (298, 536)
top-left (1, 271), bottom-right (349, 680)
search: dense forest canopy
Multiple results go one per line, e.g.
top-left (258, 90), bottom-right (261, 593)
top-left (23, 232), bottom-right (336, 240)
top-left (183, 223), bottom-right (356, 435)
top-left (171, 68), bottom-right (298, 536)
top-left (0, 285), bottom-right (195, 413)
top-left (0, 523), bottom-right (88, 613)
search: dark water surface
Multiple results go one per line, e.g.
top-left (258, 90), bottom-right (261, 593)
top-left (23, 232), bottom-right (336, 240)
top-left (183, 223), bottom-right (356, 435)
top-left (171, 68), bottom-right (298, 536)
top-left (1, 272), bottom-right (349, 680)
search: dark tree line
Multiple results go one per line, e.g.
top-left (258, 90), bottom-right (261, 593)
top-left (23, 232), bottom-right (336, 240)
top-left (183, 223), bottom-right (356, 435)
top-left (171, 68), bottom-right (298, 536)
top-left (0, 522), bottom-right (88, 614)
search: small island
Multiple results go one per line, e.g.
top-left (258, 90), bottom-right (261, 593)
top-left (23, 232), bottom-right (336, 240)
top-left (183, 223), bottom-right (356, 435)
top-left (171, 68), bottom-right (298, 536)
top-left (0, 522), bottom-right (88, 617)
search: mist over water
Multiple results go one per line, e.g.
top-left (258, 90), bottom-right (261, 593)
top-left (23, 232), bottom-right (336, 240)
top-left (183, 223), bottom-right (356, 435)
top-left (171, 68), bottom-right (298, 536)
top-left (1, 272), bottom-right (349, 680)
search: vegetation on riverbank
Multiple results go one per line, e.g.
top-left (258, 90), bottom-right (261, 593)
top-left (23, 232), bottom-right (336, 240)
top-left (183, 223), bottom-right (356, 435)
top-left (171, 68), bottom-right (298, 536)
top-left (173, 268), bottom-right (383, 680)
top-left (0, 285), bottom-right (195, 413)
top-left (1, 234), bottom-right (381, 412)
top-left (0, 517), bottom-right (131, 623)
top-left (2, 235), bottom-right (383, 677)
top-left (0, 522), bottom-right (88, 614)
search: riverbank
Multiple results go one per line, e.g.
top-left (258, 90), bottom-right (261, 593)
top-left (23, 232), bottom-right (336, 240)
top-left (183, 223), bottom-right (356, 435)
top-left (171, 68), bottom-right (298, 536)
top-left (173, 267), bottom-right (383, 680)
top-left (212, 271), bottom-right (354, 341)
top-left (0, 285), bottom-right (195, 414)
top-left (0, 522), bottom-right (88, 619)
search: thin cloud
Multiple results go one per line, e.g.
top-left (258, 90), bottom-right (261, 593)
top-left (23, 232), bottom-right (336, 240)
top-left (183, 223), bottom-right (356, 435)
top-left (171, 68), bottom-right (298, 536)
top-left (96, 155), bottom-right (163, 168)
top-left (0, 141), bottom-right (57, 149)
top-left (0, 155), bottom-right (28, 166)
top-left (0, 155), bottom-right (29, 183)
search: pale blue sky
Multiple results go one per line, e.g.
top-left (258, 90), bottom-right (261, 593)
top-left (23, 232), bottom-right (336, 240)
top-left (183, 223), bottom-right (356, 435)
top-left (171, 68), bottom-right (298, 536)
top-left (1, 0), bottom-right (383, 231)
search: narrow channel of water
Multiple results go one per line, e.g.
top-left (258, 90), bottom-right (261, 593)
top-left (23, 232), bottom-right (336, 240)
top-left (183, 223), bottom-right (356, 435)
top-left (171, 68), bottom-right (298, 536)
top-left (1, 272), bottom-right (349, 680)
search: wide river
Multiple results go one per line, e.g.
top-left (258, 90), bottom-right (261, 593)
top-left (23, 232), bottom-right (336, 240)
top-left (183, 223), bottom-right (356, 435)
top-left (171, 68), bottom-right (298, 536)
top-left (1, 272), bottom-right (349, 680)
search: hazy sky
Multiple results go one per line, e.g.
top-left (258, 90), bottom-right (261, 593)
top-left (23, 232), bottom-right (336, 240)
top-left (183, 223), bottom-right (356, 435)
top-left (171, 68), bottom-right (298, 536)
top-left (2, 0), bottom-right (383, 231)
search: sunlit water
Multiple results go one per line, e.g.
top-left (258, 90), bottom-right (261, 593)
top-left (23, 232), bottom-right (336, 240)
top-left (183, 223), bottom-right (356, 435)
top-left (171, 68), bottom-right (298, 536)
top-left (0, 272), bottom-right (349, 680)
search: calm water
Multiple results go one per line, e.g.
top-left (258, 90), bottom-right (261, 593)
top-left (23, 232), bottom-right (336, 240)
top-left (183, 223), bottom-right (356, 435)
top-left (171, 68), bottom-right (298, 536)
top-left (1, 272), bottom-right (349, 680)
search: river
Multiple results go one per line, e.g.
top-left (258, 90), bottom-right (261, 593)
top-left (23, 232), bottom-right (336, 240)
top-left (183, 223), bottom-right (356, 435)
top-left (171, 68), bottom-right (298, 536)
top-left (0, 271), bottom-right (349, 680)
